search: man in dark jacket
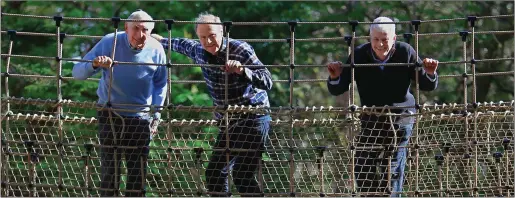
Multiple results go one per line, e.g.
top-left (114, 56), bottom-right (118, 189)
top-left (327, 16), bottom-right (439, 197)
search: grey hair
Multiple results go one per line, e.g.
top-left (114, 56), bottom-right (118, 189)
top-left (194, 12), bottom-right (222, 32)
top-left (369, 17), bottom-right (395, 36)
top-left (127, 10), bottom-right (154, 31)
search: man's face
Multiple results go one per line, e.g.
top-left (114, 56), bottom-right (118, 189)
top-left (125, 22), bottom-right (150, 49)
top-left (196, 24), bottom-right (223, 55)
top-left (370, 29), bottom-right (396, 60)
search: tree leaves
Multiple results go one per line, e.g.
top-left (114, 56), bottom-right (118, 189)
top-left (1, 1), bottom-right (513, 196)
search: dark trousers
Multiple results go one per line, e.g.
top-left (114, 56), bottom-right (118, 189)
top-left (354, 114), bottom-right (413, 197)
top-left (205, 115), bottom-right (271, 197)
top-left (97, 110), bottom-right (151, 197)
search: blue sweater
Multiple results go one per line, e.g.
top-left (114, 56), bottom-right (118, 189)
top-left (72, 32), bottom-right (168, 119)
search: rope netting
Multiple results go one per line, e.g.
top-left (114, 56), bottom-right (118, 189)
top-left (1, 12), bottom-right (514, 197)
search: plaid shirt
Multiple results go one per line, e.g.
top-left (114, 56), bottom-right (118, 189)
top-left (161, 38), bottom-right (272, 119)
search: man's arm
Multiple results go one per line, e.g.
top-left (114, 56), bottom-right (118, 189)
top-left (72, 36), bottom-right (109, 79)
top-left (152, 50), bottom-right (169, 120)
top-left (160, 37), bottom-right (199, 60)
top-left (409, 46), bottom-right (438, 91)
top-left (240, 43), bottom-right (273, 90)
top-left (327, 59), bottom-right (352, 96)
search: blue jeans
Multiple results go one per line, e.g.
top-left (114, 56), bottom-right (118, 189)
top-left (354, 114), bottom-right (413, 197)
top-left (97, 110), bottom-right (151, 197)
top-left (205, 114), bottom-right (271, 197)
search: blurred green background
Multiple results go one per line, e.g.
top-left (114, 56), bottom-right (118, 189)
top-left (1, 1), bottom-right (513, 197)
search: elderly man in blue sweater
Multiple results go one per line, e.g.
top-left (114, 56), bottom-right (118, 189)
top-left (72, 10), bottom-right (167, 197)
top-left (327, 17), bottom-right (439, 197)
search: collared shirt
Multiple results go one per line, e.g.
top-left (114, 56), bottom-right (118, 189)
top-left (371, 46), bottom-right (437, 81)
top-left (327, 41), bottom-right (439, 115)
top-left (371, 46), bottom-right (395, 70)
top-left (161, 37), bottom-right (272, 119)
top-left (329, 45), bottom-right (436, 85)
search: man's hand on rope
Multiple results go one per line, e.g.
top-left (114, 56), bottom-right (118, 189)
top-left (151, 34), bottom-right (164, 41)
top-left (327, 61), bottom-right (343, 80)
top-left (93, 56), bottom-right (113, 68)
top-left (223, 60), bottom-right (244, 74)
top-left (423, 58), bottom-right (439, 75)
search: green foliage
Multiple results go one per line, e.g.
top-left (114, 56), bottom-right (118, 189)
top-left (1, 1), bottom-right (513, 197)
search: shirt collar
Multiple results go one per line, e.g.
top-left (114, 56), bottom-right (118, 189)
top-left (125, 33), bottom-right (144, 51)
top-left (219, 38), bottom-right (228, 53)
top-left (129, 43), bottom-right (144, 51)
top-left (204, 38), bottom-right (229, 59)
top-left (371, 44), bottom-right (396, 63)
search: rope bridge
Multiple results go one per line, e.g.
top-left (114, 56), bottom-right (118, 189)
top-left (1, 12), bottom-right (514, 197)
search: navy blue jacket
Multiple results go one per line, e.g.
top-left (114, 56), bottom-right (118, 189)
top-left (327, 41), bottom-right (438, 115)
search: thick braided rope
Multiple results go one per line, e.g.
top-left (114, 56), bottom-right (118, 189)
top-left (1, 12), bottom-right (514, 197)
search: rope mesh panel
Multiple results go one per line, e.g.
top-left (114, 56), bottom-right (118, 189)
top-left (1, 12), bottom-right (514, 197)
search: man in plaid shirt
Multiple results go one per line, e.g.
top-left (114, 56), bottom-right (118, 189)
top-left (152, 12), bottom-right (272, 197)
